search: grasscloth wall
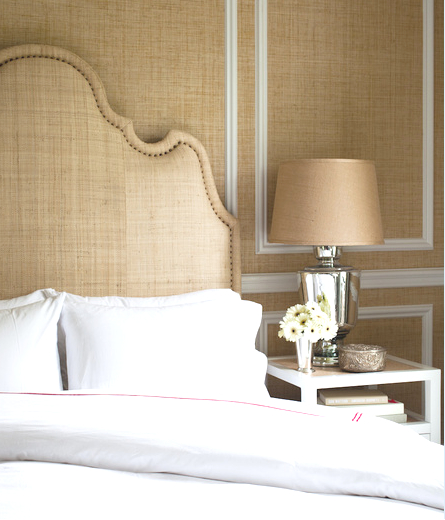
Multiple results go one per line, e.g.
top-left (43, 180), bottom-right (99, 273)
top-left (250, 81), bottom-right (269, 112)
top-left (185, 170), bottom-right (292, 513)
top-left (0, 0), bottom-right (443, 438)
top-left (238, 0), bottom-right (443, 439)
top-left (0, 0), bottom-right (226, 197)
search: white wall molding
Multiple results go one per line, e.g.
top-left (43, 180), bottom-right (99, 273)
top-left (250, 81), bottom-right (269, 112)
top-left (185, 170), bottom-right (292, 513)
top-left (255, 0), bottom-right (435, 254)
top-left (422, 0), bottom-right (435, 248)
top-left (243, 272), bottom-right (300, 294)
top-left (257, 311), bottom-right (285, 355)
top-left (255, 0), bottom-right (268, 250)
top-left (360, 268), bottom-right (443, 289)
top-left (358, 305), bottom-right (433, 366)
top-left (258, 304), bottom-right (434, 366)
top-left (225, 0), bottom-right (238, 217)
top-left (242, 268), bottom-right (444, 294)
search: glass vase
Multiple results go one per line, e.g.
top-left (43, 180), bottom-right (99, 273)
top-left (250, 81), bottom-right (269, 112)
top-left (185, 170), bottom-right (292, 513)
top-left (295, 337), bottom-right (315, 373)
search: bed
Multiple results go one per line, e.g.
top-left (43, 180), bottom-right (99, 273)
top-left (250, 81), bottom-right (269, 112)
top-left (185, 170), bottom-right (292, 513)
top-left (0, 44), bottom-right (442, 519)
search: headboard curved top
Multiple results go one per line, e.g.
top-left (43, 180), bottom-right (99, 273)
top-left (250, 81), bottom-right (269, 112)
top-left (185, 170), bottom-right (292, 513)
top-left (0, 44), bottom-right (240, 298)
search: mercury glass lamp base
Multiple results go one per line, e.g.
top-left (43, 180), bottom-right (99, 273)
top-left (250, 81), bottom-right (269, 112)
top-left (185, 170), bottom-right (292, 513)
top-left (299, 246), bottom-right (360, 370)
top-left (312, 342), bottom-right (340, 367)
top-left (312, 356), bottom-right (339, 367)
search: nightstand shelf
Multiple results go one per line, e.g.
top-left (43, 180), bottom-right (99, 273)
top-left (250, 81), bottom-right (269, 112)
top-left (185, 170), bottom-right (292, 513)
top-left (267, 354), bottom-right (441, 443)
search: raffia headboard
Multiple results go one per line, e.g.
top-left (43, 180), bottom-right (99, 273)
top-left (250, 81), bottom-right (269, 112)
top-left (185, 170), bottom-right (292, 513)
top-left (0, 44), bottom-right (240, 298)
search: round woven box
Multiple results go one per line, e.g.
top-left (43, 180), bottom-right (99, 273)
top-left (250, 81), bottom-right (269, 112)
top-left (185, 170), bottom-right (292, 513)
top-left (338, 344), bottom-right (387, 373)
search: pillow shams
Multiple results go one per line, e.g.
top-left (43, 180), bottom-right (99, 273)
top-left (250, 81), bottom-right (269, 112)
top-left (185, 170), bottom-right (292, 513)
top-left (49, 288), bottom-right (241, 390)
top-left (61, 298), bottom-right (269, 401)
top-left (0, 294), bottom-right (66, 392)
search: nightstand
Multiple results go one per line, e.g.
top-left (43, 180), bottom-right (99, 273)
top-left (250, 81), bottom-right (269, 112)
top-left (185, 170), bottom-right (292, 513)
top-left (267, 354), bottom-right (441, 443)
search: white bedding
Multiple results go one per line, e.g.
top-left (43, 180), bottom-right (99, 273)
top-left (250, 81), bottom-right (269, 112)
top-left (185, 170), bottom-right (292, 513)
top-left (0, 392), bottom-right (443, 519)
top-left (2, 462), bottom-right (442, 520)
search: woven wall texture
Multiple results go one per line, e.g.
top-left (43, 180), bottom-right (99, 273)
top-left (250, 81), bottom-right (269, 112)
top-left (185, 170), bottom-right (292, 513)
top-left (0, 46), bottom-right (240, 297)
top-left (238, 0), bottom-right (443, 275)
top-left (0, 0), bottom-right (442, 432)
top-left (0, 0), bottom-right (226, 198)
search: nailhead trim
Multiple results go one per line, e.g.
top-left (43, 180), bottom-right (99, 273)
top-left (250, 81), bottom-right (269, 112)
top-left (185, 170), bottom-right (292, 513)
top-left (0, 53), bottom-right (235, 289)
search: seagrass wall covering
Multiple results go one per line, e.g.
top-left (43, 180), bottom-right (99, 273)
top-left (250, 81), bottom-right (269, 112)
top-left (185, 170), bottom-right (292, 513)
top-left (0, 0), bottom-right (226, 197)
top-left (0, 0), bottom-right (442, 437)
top-left (237, 0), bottom-right (443, 436)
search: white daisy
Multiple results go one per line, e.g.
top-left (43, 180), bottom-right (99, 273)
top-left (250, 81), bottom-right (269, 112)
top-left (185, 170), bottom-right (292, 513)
top-left (278, 318), bottom-right (303, 342)
top-left (300, 320), bottom-right (322, 342)
top-left (294, 311), bottom-right (312, 329)
top-left (284, 304), bottom-right (307, 320)
top-left (305, 301), bottom-right (322, 313)
top-left (278, 300), bottom-right (339, 343)
top-left (311, 307), bottom-right (329, 323)
top-left (320, 319), bottom-right (338, 341)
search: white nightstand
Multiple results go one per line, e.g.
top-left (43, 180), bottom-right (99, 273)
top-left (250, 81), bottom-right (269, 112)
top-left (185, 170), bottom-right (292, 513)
top-left (267, 354), bottom-right (441, 443)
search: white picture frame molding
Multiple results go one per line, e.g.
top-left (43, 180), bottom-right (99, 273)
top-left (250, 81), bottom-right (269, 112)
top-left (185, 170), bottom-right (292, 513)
top-left (254, 0), bottom-right (435, 255)
top-left (224, 2), bottom-right (442, 295)
top-left (225, 0), bottom-right (238, 217)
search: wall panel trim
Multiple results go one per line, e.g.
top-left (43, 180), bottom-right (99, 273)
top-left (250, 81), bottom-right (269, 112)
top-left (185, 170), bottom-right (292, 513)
top-left (225, 0), bottom-right (238, 216)
top-left (254, 0), bottom-right (435, 255)
top-left (242, 268), bottom-right (444, 294)
top-left (255, 0), bottom-right (268, 248)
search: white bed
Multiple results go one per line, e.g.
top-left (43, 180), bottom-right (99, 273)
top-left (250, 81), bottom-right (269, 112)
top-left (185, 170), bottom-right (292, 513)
top-left (0, 45), bottom-right (442, 519)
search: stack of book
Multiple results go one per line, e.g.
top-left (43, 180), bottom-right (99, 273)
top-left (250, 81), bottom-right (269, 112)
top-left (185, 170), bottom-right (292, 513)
top-left (317, 388), bottom-right (407, 423)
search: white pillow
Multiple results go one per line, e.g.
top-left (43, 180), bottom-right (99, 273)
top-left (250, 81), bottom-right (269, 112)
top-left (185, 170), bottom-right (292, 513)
top-left (0, 294), bottom-right (66, 392)
top-left (0, 288), bottom-right (56, 309)
top-left (60, 298), bottom-right (269, 401)
top-left (48, 288), bottom-right (241, 390)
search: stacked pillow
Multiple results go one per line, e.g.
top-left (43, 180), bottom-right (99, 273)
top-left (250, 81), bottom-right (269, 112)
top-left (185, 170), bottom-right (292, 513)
top-left (0, 290), bottom-right (66, 392)
top-left (0, 288), bottom-right (269, 401)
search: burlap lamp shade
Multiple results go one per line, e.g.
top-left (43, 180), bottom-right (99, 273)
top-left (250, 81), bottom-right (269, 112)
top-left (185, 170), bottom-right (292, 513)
top-left (269, 159), bottom-right (384, 246)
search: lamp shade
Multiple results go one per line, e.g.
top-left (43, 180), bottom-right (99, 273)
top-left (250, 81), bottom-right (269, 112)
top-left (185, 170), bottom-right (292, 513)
top-left (269, 159), bottom-right (384, 246)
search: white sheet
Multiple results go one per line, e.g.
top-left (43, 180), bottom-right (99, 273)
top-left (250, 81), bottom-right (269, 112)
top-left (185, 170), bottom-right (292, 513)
top-left (0, 392), bottom-right (442, 519)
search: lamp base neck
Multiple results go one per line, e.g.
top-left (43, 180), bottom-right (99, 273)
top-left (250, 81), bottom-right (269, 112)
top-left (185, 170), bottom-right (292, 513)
top-left (303, 246), bottom-right (357, 272)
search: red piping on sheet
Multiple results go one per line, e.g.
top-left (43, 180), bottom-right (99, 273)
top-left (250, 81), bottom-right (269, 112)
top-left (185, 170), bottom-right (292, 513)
top-left (0, 391), bottom-right (362, 421)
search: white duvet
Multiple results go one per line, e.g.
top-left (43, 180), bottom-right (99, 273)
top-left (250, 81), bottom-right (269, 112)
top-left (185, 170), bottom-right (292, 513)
top-left (0, 392), bottom-right (443, 519)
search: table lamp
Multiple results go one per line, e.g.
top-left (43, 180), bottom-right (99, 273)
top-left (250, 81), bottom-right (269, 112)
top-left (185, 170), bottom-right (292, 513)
top-left (269, 159), bottom-right (384, 366)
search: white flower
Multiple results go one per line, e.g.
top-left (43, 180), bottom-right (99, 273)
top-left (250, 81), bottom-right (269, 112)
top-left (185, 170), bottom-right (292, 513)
top-left (284, 304), bottom-right (307, 320)
top-left (294, 311), bottom-right (311, 329)
top-left (277, 300), bottom-right (338, 343)
top-left (278, 318), bottom-right (303, 341)
top-left (300, 322), bottom-right (322, 342)
top-left (319, 318), bottom-right (338, 341)
top-left (305, 301), bottom-right (320, 313)
top-left (310, 307), bottom-right (329, 324)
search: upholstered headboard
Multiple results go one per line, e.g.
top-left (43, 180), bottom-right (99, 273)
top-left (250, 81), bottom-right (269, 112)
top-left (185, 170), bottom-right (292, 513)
top-left (0, 44), bottom-right (240, 298)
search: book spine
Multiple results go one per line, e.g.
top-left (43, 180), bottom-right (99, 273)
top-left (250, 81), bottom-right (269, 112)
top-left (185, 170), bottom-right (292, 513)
top-left (321, 396), bottom-right (388, 405)
top-left (317, 399), bottom-right (404, 415)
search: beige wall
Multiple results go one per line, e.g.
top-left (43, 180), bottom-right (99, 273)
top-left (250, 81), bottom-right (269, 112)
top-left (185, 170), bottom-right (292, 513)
top-left (0, 0), bottom-right (443, 435)
top-left (238, 0), bottom-right (443, 438)
top-left (0, 0), bottom-right (227, 197)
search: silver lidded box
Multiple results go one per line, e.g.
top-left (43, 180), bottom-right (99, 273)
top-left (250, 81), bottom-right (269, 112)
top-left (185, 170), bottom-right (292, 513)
top-left (338, 344), bottom-right (387, 372)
